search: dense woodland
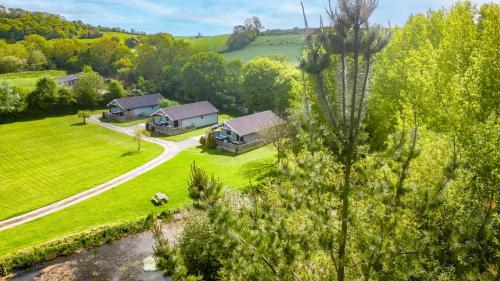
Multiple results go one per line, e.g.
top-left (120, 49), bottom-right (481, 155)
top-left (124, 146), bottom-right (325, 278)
top-left (0, 1), bottom-right (498, 280)
top-left (151, 1), bottom-right (499, 281)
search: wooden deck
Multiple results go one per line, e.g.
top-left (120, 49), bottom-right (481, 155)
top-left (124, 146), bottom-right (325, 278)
top-left (152, 124), bottom-right (196, 136)
top-left (216, 139), bottom-right (266, 155)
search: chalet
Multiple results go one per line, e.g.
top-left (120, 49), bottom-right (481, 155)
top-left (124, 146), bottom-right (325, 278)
top-left (150, 101), bottom-right (219, 135)
top-left (105, 93), bottom-right (164, 122)
top-left (55, 74), bottom-right (79, 87)
top-left (213, 110), bottom-right (285, 154)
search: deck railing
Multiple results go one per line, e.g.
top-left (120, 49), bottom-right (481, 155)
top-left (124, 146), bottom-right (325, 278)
top-left (217, 139), bottom-right (266, 155)
top-left (152, 124), bottom-right (196, 136)
top-left (103, 112), bottom-right (144, 122)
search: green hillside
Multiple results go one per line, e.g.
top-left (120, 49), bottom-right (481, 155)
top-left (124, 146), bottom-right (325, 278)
top-left (0, 70), bottom-right (67, 91)
top-left (177, 34), bottom-right (304, 64)
top-left (179, 35), bottom-right (230, 53)
top-left (223, 34), bottom-right (304, 64)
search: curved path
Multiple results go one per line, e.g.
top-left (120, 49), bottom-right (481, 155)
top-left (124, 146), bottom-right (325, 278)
top-left (0, 115), bottom-right (200, 232)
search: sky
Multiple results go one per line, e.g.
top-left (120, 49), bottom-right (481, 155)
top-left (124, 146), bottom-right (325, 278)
top-left (0, 0), bottom-right (495, 36)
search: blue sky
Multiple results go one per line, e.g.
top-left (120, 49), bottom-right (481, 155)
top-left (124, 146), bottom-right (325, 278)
top-left (0, 0), bottom-right (494, 35)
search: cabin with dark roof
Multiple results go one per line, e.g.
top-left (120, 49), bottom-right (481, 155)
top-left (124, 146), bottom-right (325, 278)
top-left (104, 93), bottom-right (164, 122)
top-left (149, 101), bottom-right (219, 135)
top-left (212, 110), bottom-right (285, 154)
top-left (55, 74), bottom-right (79, 87)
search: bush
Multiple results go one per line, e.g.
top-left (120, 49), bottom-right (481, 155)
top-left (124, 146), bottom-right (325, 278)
top-left (205, 132), bottom-right (217, 149)
top-left (0, 56), bottom-right (25, 73)
top-left (159, 98), bottom-right (180, 108)
top-left (178, 211), bottom-right (222, 281)
top-left (199, 136), bottom-right (206, 146)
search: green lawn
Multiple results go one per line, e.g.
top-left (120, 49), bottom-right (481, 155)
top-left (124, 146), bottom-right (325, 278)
top-left (0, 70), bottom-right (67, 91)
top-left (0, 114), bottom-right (162, 221)
top-left (161, 113), bottom-right (234, 142)
top-left (99, 116), bottom-right (148, 127)
top-left (223, 34), bottom-right (304, 65)
top-left (0, 145), bottom-right (275, 256)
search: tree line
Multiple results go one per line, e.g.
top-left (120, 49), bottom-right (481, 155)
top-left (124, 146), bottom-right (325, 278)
top-left (0, 6), bottom-right (104, 41)
top-left (1, 33), bottom-right (300, 117)
top-left (152, 1), bottom-right (499, 280)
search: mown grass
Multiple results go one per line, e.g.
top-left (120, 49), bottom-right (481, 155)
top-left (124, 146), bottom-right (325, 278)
top-left (0, 145), bottom-right (276, 257)
top-left (0, 70), bottom-right (67, 91)
top-left (0, 114), bottom-right (163, 221)
top-left (223, 34), bottom-right (305, 64)
top-left (178, 35), bottom-right (230, 53)
top-left (161, 113), bottom-right (234, 142)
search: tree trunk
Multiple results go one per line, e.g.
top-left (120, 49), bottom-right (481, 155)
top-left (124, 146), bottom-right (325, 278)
top-left (337, 155), bottom-right (352, 281)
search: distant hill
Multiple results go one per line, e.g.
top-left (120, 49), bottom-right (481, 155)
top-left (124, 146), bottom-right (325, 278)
top-left (0, 6), bottom-right (143, 42)
top-left (180, 33), bottom-right (305, 65)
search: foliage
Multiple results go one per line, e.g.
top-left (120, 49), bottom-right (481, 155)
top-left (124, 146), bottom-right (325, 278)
top-left (103, 79), bottom-right (126, 104)
top-left (226, 17), bottom-right (264, 51)
top-left (74, 69), bottom-right (104, 108)
top-left (242, 57), bottom-right (300, 114)
top-left (0, 7), bottom-right (103, 41)
top-left (0, 56), bottom-right (25, 73)
top-left (134, 127), bottom-right (150, 152)
top-left (28, 76), bottom-right (60, 111)
top-left (0, 80), bottom-right (25, 115)
top-left (187, 162), bottom-right (222, 206)
top-left (77, 110), bottom-right (91, 124)
top-left (159, 98), bottom-right (180, 108)
top-left (366, 2), bottom-right (500, 149)
top-left (125, 37), bottom-right (140, 48)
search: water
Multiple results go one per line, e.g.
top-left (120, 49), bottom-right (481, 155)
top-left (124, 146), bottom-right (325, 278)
top-left (11, 232), bottom-right (170, 281)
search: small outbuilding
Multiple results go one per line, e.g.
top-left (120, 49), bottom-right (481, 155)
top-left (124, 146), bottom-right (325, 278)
top-left (150, 101), bottom-right (219, 135)
top-left (55, 74), bottom-right (79, 87)
top-left (105, 93), bottom-right (164, 122)
top-left (213, 110), bottom-right (285, 154)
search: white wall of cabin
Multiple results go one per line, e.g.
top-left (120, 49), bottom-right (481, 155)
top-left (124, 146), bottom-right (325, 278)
top-left (179, 113), bottom-right (218, 128)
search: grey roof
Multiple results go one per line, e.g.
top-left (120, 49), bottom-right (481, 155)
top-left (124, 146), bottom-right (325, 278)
top-left (224, 110), bottom-right (285, 136)
top-left (55, 74), bottom-right (79, 83)
top-left (109, 93), bottom-right (164, 110)
top-left (155, 101), bottom-right (218, 121)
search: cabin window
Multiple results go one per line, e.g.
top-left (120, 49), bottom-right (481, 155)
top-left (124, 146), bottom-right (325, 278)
top-left (201, 115), bottom-right (204, 119)
top-left (151, 105), bottom-right (155, 109)
top-left (127, 109), bottom-right (131, 112)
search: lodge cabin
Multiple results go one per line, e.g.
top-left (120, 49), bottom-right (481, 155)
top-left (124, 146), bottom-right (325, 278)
top-left (55, 74), bottom-right (79, 87)
top-left (150, 101), bottom-right (219, 135)
top-left (213, 110), bottom-right (285, 154)
top-left (105, 93), bottom-right (164, 122)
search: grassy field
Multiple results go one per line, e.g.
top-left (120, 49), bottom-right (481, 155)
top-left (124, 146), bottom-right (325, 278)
top-left (161, 113), bottom-right (234, 142)
top-left (223, 34), bottom-right (304, 64)
top-left (178, 35), bottom-right (230, 53)
top-left (0, 145), bottom-right (276, 256)
top-left (0, 114), bottom-right (162, 221)
top-left (78, 31), bottom-right (146, 45)
top-left (0, 70), bottom-right (67, 91)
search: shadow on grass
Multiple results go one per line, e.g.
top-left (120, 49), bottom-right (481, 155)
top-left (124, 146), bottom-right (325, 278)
top-left (198, 147), bottom-right (238, 158)
top-left (240, 159), bottom-right (278, 181)
top-left (70, 122), bottom-right (87, 126)
top-left (121, 150), bottom-right (140, 157)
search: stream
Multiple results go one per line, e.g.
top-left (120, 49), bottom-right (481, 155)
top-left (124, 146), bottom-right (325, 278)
top-left (10, 220), bottom-right (182, 281)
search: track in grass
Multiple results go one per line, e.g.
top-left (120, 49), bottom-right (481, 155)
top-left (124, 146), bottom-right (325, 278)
top-left (0, 114), bottom-right (162, 221)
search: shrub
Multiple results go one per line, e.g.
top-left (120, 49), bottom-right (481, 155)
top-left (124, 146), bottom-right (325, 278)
top-left (205, 132), bottom-right (217, 149)
top-left (199, 136), bottom-right (206, 146)
top-left (0, 56), bottom-right (25, 73)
